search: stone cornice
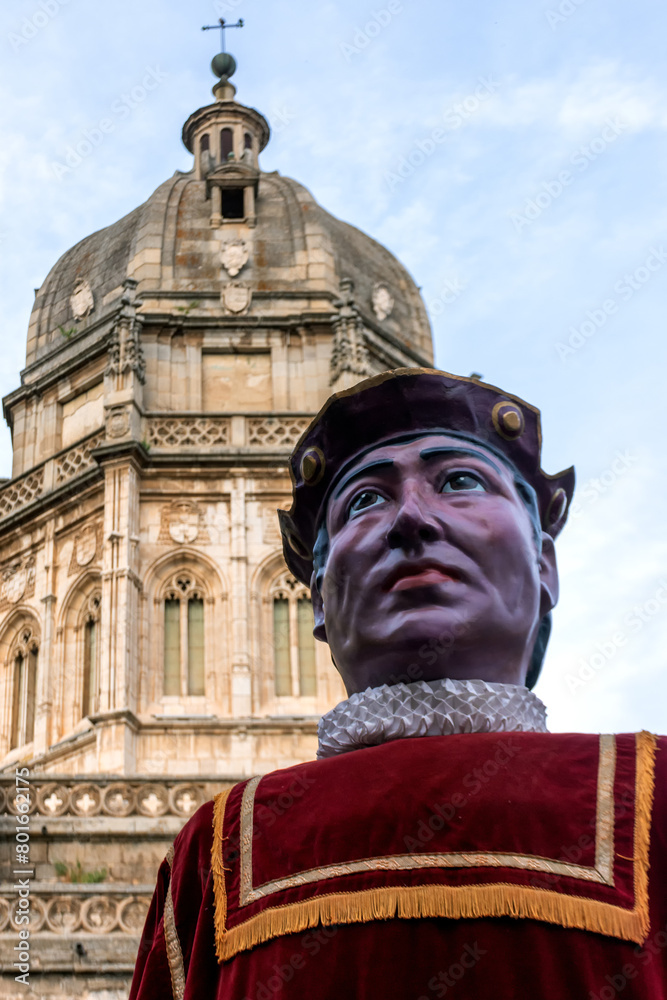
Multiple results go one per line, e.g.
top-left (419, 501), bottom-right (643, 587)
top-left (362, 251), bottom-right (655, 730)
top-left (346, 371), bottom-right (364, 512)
top-left (137, 451), bottom-right (294, 471)
top-left (3, 297), bottom-right (430, 430)
top-left (90, 440), bottom-right (150, 471)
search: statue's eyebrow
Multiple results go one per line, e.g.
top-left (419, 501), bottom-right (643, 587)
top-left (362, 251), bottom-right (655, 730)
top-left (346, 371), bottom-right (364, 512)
top-left (332, 459), bottom-right (395, 498)
top-left (419, 446), bottom-right (503, 476)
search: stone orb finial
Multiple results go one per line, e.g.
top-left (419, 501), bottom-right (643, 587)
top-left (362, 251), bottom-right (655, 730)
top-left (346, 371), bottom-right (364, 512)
top-left (211, 52), bottom-right (237, 80)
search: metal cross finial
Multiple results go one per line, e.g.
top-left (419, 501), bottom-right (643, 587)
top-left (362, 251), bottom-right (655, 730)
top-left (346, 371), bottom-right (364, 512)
top-left (202, 18), bottom-right (244, 53)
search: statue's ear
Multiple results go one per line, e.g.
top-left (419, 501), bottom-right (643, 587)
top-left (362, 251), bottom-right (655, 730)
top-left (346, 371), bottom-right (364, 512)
top-left (524, 535), bottom-right (559, 690)
top-left (538, 532), bottom-right (559, 617)
top-left (309, 570), bottom-right (328, 642)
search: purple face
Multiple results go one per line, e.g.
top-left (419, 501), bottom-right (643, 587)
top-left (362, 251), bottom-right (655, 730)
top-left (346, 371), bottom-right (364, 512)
top-left (310, 434), bottom-right (559, 695)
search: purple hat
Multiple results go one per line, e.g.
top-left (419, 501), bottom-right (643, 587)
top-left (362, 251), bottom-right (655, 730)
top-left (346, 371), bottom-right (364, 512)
top-left (279, 368), bottom-right (575, 585)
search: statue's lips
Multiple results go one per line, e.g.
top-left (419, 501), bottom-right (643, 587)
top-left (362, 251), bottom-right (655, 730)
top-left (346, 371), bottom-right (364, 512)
top-left (384, 564), bottom-right (460, 593)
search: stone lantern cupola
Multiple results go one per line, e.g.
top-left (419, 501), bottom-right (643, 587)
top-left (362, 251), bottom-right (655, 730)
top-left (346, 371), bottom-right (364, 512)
top-left (182, 49), bottom-right (270, 227)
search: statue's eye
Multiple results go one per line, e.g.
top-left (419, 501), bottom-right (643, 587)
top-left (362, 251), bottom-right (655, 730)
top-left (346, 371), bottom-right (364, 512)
top-left (441, 472), bottom-right (486, 493)
top-left (348, 491), bottom-right (387, 519)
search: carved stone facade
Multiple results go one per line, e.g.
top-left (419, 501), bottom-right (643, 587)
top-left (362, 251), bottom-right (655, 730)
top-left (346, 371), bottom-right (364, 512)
top-left (0, 774), bottom-right (228, 998)
top-left (0, 68), bottom-right (433, 999)
top-left (330, 277), bottom-right (374, 389)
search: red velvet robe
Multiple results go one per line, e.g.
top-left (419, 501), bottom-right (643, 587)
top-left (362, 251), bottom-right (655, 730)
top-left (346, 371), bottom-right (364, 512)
top-left (130, 732), bottom-right (667, 999)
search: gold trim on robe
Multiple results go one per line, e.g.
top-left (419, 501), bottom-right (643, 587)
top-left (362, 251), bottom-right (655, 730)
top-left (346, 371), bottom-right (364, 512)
top-left (212, 732), bottom-right (657, 962)
top-left (163, 845), bottom-right (185, 1000)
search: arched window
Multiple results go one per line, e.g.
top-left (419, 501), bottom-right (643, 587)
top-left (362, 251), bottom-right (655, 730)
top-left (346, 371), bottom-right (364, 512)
top-left (220, 127), bottom-right (234, 161)
top-left (81, 592), bottom-right (101, 718)
top-left (297, 596), bottom-right (317, 696)
top-left (244, 132), bottom-right (252, 150)
top-left (200, 132), bottom-right (210, 154)
top-left (270, 574), bottom-right (317, 697)
top-left (10, 626), bottom-right (39, 749)
top-left (163, 574), bottom-right (206, 697)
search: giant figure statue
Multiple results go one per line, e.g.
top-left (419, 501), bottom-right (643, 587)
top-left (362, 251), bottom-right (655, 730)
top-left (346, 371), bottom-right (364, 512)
top-left (130, 369), bottom-right (667, 1000)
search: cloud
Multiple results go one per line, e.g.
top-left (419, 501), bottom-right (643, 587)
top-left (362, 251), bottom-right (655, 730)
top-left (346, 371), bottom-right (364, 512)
top-left (539, 453), bottom-right (667, 733)
top-left (473, 61), bottom-right (667, 138)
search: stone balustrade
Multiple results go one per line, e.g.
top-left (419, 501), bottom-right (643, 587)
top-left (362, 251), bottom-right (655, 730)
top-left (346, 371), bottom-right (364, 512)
top-left (0, 885), bottom-right (152, 936)
top-left (0, 777), bottom-right (206, 820)
top-left (145, 412), bottom-right (312, 451)
top-left (0, 413), bottom-right (314, 523)
top-left (0, 775), bottom-right (229, 964)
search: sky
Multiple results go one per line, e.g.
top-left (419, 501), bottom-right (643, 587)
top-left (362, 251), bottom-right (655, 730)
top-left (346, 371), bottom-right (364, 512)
top-left (0, 0), bottom-right (666, 734)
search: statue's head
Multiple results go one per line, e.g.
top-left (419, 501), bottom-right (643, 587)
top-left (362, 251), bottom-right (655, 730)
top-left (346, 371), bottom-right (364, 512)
top-left (279, 369), bottom-right (574, 696)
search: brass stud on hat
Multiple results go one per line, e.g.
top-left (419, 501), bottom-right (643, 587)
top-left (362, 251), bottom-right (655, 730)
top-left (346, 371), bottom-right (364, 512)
top-left (286, 529), bottom-right (310, 558)
top-left (544, 487), bottom-right (567, 530)
top-left (300, 446), bottom-right (326, 486)
top-left (492, 400), bottom-right (525, 441)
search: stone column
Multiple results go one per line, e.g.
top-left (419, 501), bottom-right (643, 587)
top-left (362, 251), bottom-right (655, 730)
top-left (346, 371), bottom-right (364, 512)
top-left (271, 330), bottom-right (289, 410)
top-left (211, 186), bottom-right (222, 227)
top-left (98, 452), bottom-right (142, 770)
top-left (229, 475), bottom-right (251, 718)
top-left (33, 521), bottom-right (56, 756)
top-left (95, 279), bottom-right (146, 770)
top-left (244, 185), bottom-right (256, 227)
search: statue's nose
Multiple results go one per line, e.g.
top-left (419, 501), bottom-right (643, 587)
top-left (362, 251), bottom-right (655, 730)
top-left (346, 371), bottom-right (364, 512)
top-left (387, 490), bottom-right (442, 551)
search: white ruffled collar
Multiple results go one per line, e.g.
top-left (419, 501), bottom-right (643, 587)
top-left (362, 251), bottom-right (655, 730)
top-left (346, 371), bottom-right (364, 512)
top-left (317, 677), bottom-right (548, 759)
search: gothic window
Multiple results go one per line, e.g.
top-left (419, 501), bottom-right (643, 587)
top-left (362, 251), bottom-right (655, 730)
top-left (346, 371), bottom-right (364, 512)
top-left (270, 574), bottom-right (317, 697)
top-left (273, 597), bottom-right (290, 696)
top-left (81, 592), bottom-right (101, 718)
top-left (162, 574), bottom-right (206, 697)
top-left (221, 127), bottom-right (234, 161)
top-left (297, 596), bottom-right (317, 696)
top-left (10, 626), bottom-right (39, 749)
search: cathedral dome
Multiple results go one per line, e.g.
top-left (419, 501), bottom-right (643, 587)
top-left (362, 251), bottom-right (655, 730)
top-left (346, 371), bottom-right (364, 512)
top-left (25, 96), bottom-right (433, 371)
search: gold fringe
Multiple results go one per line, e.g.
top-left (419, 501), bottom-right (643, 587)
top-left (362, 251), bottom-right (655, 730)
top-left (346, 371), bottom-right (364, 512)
top-left (214, 733), bottom-right (660, 963)
top-left (632, 731), bottom-right (658, 943)
top-left (217, 880), bottom-right (651, 962)
top-left (212, 786), bottom-right (235, 961)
